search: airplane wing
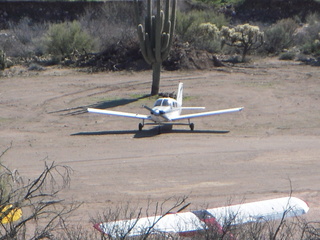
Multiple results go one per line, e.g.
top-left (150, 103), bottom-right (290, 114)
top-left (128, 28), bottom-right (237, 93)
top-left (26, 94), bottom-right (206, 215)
top-left (181, 107), bottom-right (206, 110)
top-left (171, 107), bottom-right (243, 121)
top-left (93, 197), bottom-right (309, 238)
top-left (87, 108), bottom-right (150, 120)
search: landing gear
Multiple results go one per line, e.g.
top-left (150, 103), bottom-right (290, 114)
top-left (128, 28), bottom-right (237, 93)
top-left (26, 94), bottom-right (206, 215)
top-left (188, 119), bottom-right (194, 131)
top-left (138, 122), bottom-right (144, 131)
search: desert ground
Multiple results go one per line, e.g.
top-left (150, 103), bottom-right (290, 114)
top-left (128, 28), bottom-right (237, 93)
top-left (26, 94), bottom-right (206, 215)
top-left (1, 58), bottom-right (320, 230)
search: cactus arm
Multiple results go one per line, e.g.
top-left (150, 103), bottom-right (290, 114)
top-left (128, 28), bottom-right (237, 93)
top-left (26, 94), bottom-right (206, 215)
top-left (162, 0), bottom-right (176, 59)
top-left (161, 33), bottom-right (170, 52)
top-left (137, 24), bottom-right (152, 65)
top-left (133, 0), bottom-right (141, 26)
top-left (155, 0), bottom-right (162, 63)
top-left (163, 0), bottom-right (170, 33)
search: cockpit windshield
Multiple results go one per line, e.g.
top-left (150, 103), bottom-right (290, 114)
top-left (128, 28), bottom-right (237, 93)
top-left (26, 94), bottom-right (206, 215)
top-left (154, 99), bottom-right (162, 106)
top-left (154, 98), bottom-right (171, 107)
top-left (162, 99), bottom-right (169, 106)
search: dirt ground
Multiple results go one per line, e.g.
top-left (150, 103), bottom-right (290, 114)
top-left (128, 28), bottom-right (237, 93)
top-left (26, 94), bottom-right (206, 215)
top-left (1, 58), bottom-right (320, 230)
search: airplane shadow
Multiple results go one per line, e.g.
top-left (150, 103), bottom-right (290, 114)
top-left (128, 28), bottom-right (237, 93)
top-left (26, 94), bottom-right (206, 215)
top-left (71, 128), bottom-right (230, 139)
top-left (50, 94), bottom-right (150, 115)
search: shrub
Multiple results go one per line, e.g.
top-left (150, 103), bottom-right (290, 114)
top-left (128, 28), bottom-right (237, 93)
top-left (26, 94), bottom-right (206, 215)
top-left (5, 17), bottom-right (48, 57)
top-left (196, 22), bottom-right (221, 52)
top-left (79, 2), bottom-right (137, 52)
top-left (176, 9), bottom-right (229, 51)
top-left (264, 18), bottom-right (299, 54)
top-left (279, 50), bottom-right (296, 60)
top-left (43, 20), bottom-right (96, 60)
top-left (297, 13), bottom-right (320, 55)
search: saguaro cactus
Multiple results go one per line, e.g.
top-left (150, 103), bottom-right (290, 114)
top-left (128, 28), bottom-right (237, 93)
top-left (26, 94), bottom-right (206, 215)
top-left (134, 0), bottom-right (177, 95)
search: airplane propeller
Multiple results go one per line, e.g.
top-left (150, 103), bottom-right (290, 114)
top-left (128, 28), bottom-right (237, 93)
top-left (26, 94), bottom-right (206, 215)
top-left (143, 105), bottom-right (154, 114)
top-left (143, 105), bottom-right (169, 120)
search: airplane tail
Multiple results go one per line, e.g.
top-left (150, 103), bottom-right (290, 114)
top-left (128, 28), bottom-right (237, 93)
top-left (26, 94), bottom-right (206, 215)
top-left (176, 82), bottom-right (183, 106)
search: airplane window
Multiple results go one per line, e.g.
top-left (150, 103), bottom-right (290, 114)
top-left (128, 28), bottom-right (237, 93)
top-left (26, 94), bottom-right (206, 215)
top-left (154, 99), bottom-right (162, 106)
top-left (162, 99), bottom-right (169, 106)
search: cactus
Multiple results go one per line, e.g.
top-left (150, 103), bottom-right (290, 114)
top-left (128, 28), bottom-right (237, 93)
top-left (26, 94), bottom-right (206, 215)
top-left (0, 50), bottom-right (6, 70)
top-left (134, 0), bottom-right (177, 95)
top-left (220, 24), bottom-right (264, 62)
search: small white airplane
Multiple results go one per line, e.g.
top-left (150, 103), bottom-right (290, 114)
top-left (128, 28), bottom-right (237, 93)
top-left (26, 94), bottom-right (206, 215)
top-left (93, 197), bottom-right (309, 238)
top-left (87, 83), bottom-right (243, 132)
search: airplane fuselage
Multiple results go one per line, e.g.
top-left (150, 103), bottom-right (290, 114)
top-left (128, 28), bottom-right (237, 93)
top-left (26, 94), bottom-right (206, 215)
top-left (149, 98), bottom-right (181, 123)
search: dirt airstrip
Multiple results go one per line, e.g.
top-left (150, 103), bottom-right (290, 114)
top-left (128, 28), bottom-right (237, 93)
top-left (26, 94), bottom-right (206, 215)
top-left (1, 58), bottom-right (320, 229)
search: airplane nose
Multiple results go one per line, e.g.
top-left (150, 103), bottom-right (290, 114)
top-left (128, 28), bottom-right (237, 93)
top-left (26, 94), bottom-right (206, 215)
top-left (151, 109), bottom-right (163, 116)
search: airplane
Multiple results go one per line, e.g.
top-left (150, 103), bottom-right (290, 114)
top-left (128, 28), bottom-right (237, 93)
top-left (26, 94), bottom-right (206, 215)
top-left (93, 197), bottom-right (309, 238)
top-left (87, 83), bottom-right (243, 133)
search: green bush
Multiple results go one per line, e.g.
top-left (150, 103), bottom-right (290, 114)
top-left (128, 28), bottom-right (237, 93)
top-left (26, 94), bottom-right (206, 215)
top-left (176, 10), bottom-right (228, 52)
top-left (298, 13), bottom-right (320, 55)
top-left (301, 34), bottom-right (320, 55)
top-left (43, 21), bottom-right (96, 59)
top-left (279, 50), bottom-right (296, 60)
top-left (263, 18), bottom-right (299, 54)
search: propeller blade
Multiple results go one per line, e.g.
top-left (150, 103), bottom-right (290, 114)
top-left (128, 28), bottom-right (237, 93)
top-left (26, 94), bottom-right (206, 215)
top-left (143, 105), bottom-right (154, 114)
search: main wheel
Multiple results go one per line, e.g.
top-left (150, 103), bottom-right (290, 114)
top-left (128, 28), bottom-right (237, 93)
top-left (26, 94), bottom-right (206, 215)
top-left (138, 123), bottom-right (143, 131)
top-left (189, 123), bottom-right (194, 131)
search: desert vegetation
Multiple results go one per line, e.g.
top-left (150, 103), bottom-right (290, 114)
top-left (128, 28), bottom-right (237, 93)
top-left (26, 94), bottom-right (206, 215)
top-left (1, 1), bottom-right (320, 239)
top-left (0, 0), bottom-right (319, 74)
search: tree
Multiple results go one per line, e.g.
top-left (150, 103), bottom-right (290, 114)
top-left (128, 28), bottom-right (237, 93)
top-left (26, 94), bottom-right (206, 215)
top-left (134, 0), bottom-right (177, 96)
top-left (220, 23), bottom-right (264, 61)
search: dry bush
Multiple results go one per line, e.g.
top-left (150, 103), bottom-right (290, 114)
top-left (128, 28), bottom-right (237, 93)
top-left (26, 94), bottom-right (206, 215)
top-left (79, 2), bottom-right (138, 52)
top-left (0, 146), bottom-right (84, 239)
top-left (3, 17), bottom-right (48, 57)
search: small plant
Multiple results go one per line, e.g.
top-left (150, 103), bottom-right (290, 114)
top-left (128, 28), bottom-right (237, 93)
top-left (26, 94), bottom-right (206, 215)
top-left (302, 32), bottom-right (320, 56)
top-left (220, 23), bottom-right (264, 62)
top-left (279, 50), bottom-right (296, 60)
top-left (43, 20), bottom-right (95, 60)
